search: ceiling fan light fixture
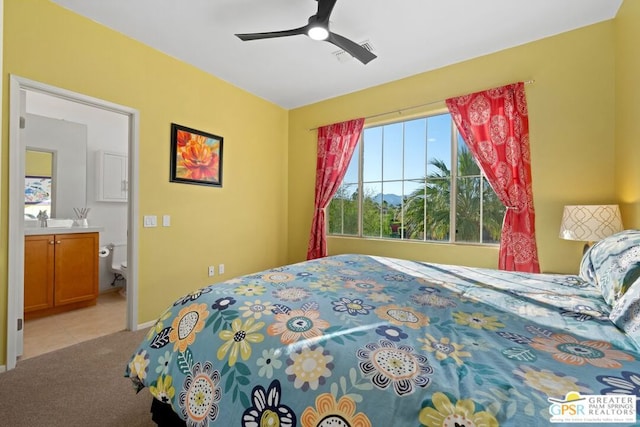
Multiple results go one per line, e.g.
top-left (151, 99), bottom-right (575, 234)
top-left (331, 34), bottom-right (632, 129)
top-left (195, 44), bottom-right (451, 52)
top-left (308, 25), bottom-right (329, 41)
top-left (236, 0), bottom-right (377, 64)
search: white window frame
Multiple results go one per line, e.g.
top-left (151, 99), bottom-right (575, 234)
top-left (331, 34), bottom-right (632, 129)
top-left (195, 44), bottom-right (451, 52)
top-left (328, 110), bottom-right (502, 245)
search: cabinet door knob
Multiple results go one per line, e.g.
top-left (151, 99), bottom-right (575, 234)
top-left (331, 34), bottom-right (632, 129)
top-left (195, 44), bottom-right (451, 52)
top-left (49, 240), bottom-right (55, 245)
top-left (56, 240), bottom-right (62, 244)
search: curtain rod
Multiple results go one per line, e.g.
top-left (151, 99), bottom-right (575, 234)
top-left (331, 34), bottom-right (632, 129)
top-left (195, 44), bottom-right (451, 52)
top-left (308, 79), bottom-right (535, 131)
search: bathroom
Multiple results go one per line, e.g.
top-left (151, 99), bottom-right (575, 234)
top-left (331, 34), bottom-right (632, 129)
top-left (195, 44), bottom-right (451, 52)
top-left (21, 89), bottom-right (129, 357)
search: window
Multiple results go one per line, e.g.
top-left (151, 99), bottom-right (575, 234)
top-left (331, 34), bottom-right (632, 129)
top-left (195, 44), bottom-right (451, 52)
top-left (328, 112), bottom-right (504, 244)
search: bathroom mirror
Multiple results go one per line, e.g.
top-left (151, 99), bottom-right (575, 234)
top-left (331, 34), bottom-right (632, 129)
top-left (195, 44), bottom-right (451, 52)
top-left (25, 150), bottom-right (54, 219)
top-left (22, 113), bottom-right (88, 220)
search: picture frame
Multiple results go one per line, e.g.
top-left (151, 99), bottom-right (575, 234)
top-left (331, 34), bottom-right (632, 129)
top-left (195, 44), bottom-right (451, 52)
top-left (170, 123), bottom-right (223, 187)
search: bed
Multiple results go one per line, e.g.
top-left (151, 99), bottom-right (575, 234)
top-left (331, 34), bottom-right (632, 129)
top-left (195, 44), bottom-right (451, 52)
top-left (125, 230), bottom-right (640, 426)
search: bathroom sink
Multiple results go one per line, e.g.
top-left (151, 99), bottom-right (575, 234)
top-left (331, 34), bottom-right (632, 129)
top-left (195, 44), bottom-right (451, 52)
top-left (46, 219), bottom-right (74, 228)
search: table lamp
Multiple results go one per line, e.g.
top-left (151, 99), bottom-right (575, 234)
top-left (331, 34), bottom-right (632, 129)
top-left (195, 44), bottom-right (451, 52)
top-left (559, 204), bottom-right (624, 253)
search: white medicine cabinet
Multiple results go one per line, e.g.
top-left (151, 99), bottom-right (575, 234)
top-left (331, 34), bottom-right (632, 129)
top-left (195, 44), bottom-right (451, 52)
top-left (96, 150), bottom-right (128, 202)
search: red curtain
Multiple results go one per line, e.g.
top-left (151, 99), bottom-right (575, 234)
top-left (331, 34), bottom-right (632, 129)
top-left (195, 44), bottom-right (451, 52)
top-left (445, 83), bottom-right (540, 273)
top-left (307, 118), bottom-right (365, 260)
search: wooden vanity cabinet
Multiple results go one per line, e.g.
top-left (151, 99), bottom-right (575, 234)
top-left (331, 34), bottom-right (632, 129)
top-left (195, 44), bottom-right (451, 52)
top-left (24, 234), bottom-right (55, 313)
top-left (24, 232), bottom-right (99, 319)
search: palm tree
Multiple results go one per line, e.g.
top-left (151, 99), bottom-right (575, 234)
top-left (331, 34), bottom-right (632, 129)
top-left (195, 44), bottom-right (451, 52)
top-left (401, 146), bottom-right (504, 242)
top-left (455, 150), bottom-right (482, 241)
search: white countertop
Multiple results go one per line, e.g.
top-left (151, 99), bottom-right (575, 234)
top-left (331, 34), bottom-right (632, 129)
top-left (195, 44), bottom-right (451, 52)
top-left (25, 226), bottom-right (103, 236)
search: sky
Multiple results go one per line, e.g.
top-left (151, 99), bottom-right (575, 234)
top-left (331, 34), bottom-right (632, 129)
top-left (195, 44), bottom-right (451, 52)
top-left (343, 113), bottom-right (454, 196)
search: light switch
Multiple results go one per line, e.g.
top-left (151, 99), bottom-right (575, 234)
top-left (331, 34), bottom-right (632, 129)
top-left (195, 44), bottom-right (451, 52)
top-left (143, 215), bottom-right (157, 227)
top-left (163, 215), bottom-right (171, 227)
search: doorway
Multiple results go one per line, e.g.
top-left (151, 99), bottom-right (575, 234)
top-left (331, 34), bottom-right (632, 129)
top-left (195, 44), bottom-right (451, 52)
top-left (6, 75), bottom-right (140, 370)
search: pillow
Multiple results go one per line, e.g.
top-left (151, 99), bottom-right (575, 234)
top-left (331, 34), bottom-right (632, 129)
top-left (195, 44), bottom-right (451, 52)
top-left (609, 276), bottom-right (640, 346)
top-left (579, 245), bottom-right (597, 286)
top-left (579, 229), bottom-right (640, 307)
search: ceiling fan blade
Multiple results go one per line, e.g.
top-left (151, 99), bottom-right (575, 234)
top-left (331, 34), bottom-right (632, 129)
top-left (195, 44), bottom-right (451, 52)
top-left (236, 26), bottom-right (307, 41)
top-left (315, 0), bottom-right (338, 24)
top-left (327, 32), bottom-right (377, 64)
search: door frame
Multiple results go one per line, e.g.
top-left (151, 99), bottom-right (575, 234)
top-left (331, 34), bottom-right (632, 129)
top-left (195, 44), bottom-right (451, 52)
top-left (6, 75), bottom-right (140, 370)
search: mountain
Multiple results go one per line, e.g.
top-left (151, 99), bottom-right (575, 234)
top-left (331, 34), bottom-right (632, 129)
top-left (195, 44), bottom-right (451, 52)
top-left (373, 193), bottom-right (403, 206)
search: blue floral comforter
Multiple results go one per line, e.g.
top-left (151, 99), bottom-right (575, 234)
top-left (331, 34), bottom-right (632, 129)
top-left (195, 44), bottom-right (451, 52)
top-left (125, 254), bottom-right (640, 426)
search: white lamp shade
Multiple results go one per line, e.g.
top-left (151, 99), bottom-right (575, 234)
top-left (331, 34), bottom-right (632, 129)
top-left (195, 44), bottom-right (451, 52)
top-left (559, 204), bottom-right (624, 241)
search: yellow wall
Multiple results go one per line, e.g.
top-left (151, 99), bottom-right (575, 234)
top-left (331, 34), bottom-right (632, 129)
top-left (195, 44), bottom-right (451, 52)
top-left (0, 0), bottom-right (289, 364)
top-left (288, 21), bottom-right (617, 273)
top-left (615, 0), bottom-right (640, 226)
top-left (25, 150), bottom-right (52, 177)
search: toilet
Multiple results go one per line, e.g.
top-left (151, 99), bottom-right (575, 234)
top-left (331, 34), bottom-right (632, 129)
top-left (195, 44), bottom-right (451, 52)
top-left (106, 242), bottom-right (127, 293)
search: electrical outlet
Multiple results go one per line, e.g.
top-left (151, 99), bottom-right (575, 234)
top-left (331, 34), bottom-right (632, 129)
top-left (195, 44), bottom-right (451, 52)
top-left (208, 266), bottom-right (215, 277)
top-left (219, 264), bottom-right (225, 275)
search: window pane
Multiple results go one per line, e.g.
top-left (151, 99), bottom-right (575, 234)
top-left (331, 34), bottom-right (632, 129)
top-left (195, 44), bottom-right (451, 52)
top-left (427, 115), bottom-right (452, 176)
top-left (404, 119), bottom-right (426, 180)
top-left (456, 176), bottom-right (481, 243)
top-left (403, 179), bottom-right (425, 240)
top-left (362, 182), bottom-right (384, 237)
top-left (425, 178), bottom-right (450, 241)
top-left (482, 178), bottom-right (505, 244)
top-left (327, 198), bottom-right (342, 234)
top-left (382, 190), bottom-right (400, 239)
top-left (328, 183), bottom-right (358, 235)
top-left (457, 134), bottom-right (480, 177)
top-left (389, 199), bottom-right (403, 239)
top-left (382, 123), bottom-right (403, 181)
top-left (343, 141), bottom-right (360, 184)
top-left (381, 180), bottom-right (403, 198)
top-left (363, 127), bottom-right (382, 182)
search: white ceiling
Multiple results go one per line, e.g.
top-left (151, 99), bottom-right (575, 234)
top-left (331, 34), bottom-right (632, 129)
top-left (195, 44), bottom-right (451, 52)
top-left (51, 0), bottom-right (622, 109)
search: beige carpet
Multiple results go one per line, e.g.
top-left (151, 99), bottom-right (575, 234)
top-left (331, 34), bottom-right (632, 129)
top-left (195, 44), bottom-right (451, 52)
top-left (0, 328), bottom-right (157, 426)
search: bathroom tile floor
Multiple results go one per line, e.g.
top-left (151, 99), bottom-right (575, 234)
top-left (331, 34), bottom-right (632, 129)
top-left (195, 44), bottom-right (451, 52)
top-left (21, 290), bottom-right (127, 360)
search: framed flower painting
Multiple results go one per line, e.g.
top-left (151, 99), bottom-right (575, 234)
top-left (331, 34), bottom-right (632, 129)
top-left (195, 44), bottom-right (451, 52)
top-left (170, 123), bottom-right (223, 187)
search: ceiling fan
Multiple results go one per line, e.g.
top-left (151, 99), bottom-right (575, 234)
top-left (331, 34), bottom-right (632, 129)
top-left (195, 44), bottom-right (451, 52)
top-left (235, 0), bottom-right (377, 65)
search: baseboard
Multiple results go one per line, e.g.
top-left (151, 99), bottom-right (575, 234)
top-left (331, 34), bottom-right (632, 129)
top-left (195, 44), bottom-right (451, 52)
top-left (136, 319), bottom-right (156, 330)
top-left (0, 365), bottom-right (6, 373)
